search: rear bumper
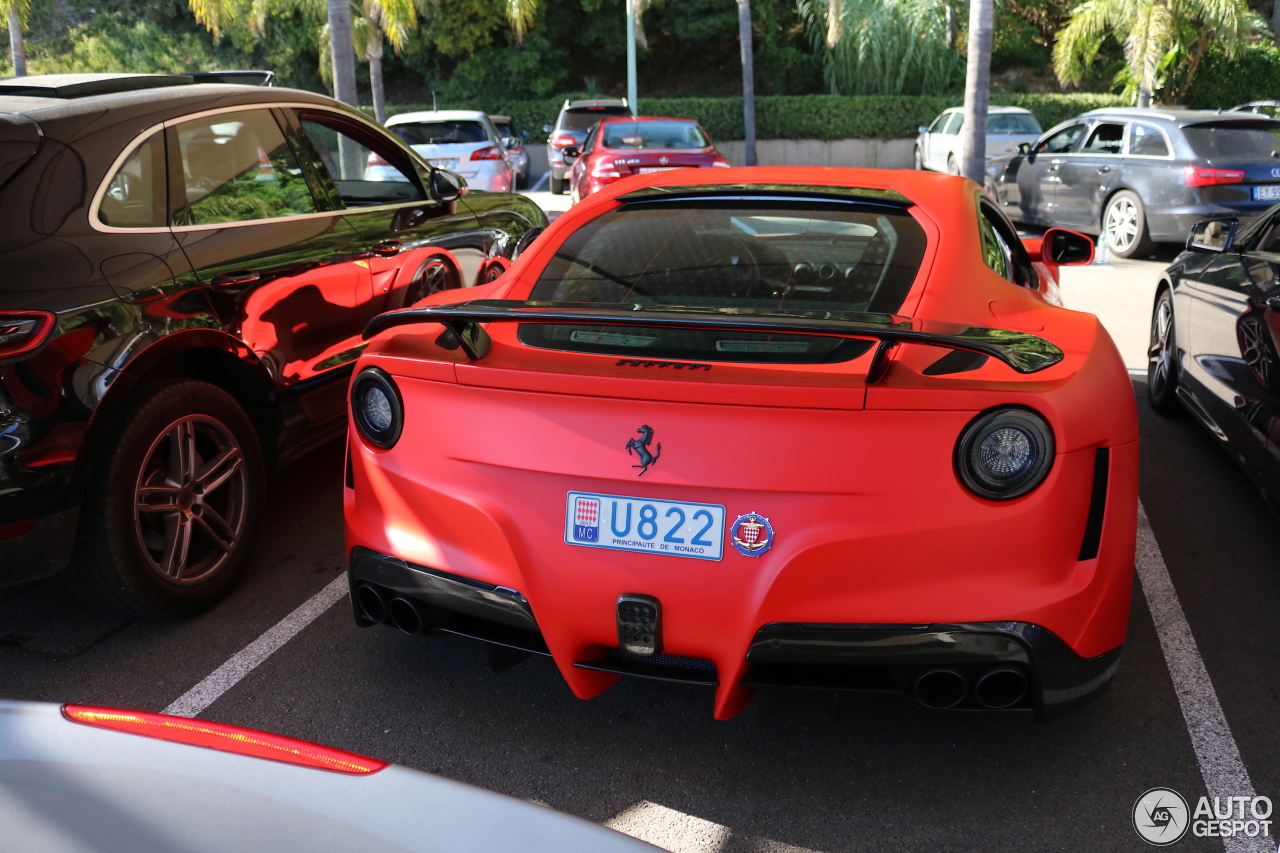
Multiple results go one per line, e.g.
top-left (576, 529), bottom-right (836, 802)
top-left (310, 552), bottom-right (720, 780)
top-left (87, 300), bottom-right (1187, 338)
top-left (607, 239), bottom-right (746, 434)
top-left (347, 548), bottom-right (1122, 720)
top-left (1146, 204), bottom-right (1272, 243)
top-left (0, 506), bottom-right (79, 587)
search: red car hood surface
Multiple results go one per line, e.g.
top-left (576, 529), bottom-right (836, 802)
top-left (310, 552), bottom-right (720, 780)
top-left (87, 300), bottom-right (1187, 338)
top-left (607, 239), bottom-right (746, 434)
top-left (346, 167), bottom-right (1139, 720)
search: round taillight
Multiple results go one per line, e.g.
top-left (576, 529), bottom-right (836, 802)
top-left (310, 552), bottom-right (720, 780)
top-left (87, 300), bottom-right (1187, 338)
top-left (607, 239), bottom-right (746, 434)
top-left (955, 407), bottom-right (1054, 500)
top-left (351, 368), bottom-right (403, 449)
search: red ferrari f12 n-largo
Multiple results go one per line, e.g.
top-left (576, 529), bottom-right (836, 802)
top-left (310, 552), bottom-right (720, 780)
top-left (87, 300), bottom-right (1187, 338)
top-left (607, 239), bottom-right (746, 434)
top-left (343, 168), bottom-right (1138, 721)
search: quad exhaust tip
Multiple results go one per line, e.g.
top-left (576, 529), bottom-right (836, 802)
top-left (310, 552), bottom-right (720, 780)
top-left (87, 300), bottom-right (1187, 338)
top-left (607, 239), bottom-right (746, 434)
top-left (389, 597), bottom-right (427, 636)
top-left (913, 668), bottom-right (967, 709)
top-left (974, 666), bottom-right (1029, 709)
top-left (356, 584), bottom-right (388, 624)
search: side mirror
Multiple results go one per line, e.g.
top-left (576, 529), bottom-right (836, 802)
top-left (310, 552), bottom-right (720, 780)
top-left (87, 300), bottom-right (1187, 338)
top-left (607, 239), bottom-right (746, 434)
top-left (1187, 218), bottom-right (1237, 253)
top-left (1017, 142), bottom-right (1032, 155)
top-left (918, 126), bottom-right (930, 135)
top-left (429, 168), bottom-right (465, 204)
top-left (542, 123), bottom-right (553, 134)
top-left (501, 136), bottom-right (521, 150)
top-left (1041, 228), bottom-right (1095, 265)
top-left (561, 146), bottom-right (580, 162)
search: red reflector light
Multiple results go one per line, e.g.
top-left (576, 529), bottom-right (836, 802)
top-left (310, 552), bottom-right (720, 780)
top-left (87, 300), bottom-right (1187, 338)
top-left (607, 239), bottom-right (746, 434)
top-left (0, 310), bottom-right (55, 361)
top-left (1184, 166), bottom-right (1245, 186)
top-left (550, 136), bottom-right (577, 148)
top-left (63, 706), bottom-right (388, 776)
top-left (0, 518), bottom-right (38, 541)
top-left (367, 151), bottom-right (390, 167)
top-left (470, 145), bottom-right (503, 161)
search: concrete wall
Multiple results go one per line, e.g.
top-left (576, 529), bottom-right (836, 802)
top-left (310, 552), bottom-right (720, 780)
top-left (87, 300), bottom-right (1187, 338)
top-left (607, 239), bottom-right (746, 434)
top-left (717, 138), bottom-right (916, 170)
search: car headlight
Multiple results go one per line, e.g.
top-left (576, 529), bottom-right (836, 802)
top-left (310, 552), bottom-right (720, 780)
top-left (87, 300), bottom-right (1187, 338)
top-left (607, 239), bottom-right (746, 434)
top-left (955, 407), bottom-right (1054, 500)
top-left (351, 368), bottom-right (403, 449)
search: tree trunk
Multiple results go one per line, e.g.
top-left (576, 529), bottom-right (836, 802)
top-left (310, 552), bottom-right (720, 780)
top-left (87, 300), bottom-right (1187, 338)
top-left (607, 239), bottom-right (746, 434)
top-left (368, 34), bottom-right (386, 124)
top-left (737, 0), bottom-right (756, 166)
top-left (1137, 87), bottom-right (1151, 108)
top-left (8, 7), bottom-right (26, 77)
top-left (961, 0), bottom-right (992, 183)
top-left (326, 0), bottom-right (359, 107)
top-left (826, 0), bottom-right (841, 48)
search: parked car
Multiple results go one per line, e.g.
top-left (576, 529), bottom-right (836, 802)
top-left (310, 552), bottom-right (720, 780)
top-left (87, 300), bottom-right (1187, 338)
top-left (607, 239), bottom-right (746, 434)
top-left (489, 114), bottom-right (530, 189)
top-left (344, 167), bottom-right (1137, 721)
top-left (0, 73), bottom-right (546, 617)
top-left (543, 98), bottom-right (632, 195)
top-left (563, 115), bottom-right (729, 203)
top-left (1230, 100), bottom-right (1280, 118)
top-left (0, 700), bottom-right (655, 852)
top-left (383, 110), bottom-right (513, 193)
top-left (1148, 211), bottom-right (1280, 512)
top-left (914, 106), bottom-right (1041, 174)
top-left (987, 108), bottom-right (1280, 258)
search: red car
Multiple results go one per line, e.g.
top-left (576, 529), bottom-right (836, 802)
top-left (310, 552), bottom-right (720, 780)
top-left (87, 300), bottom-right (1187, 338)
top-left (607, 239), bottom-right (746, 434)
top-left (343, 168), bottom-right (1138, 721)
top-left (563, 116), bottom-right (729, 203)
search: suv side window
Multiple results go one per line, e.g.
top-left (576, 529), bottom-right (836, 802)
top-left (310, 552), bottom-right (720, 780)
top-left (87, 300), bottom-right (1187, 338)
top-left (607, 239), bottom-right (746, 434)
top-left (979, 200), bottom-right (1037, 288)
top-left (297, 111), bottom-right (427, 208)
top-left (928, 113), bottom-right (950, 133)
top-left (1129, 123), bottom-right (1170, 157)
top-left (99, 132), bottom-right (166, 228)
top-left (944, 113), bottom-right (964, 135)
top-left (171, 109), bottom-right (317, 226)
top-left (1036, 123), bottom-right (1085, 154)
top-left (1082, 122), bottom-right (1126, 154)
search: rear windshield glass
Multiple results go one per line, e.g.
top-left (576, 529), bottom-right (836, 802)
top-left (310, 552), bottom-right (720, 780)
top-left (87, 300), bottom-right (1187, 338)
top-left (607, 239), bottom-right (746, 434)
top-left (521, 201), bottom-right (927, 363)
top-left (988, 113), bottom-right (1041, 135)
top-left (560, 108), bottom-right (631, 131)
top-left (1184, 122), bottom-right (1280, 159)
top-left (602, 121), bottom-right (709, 149)
top-left (391, 121), bottom-right (487, 145)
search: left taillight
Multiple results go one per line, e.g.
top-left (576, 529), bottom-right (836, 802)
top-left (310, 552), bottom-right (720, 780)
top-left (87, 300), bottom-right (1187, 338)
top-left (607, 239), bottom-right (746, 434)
top-left (63, 705), bottom-right (388, 775)
top-left (470, 145), bottom-right (504, 161)
top-left (0, 310), bottom-right (55, 362)
top-left (351, 367), bottom-right (404, 449)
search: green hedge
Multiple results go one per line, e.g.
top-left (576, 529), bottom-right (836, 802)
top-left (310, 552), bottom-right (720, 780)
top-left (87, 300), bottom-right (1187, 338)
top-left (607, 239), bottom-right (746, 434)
top-left (1185, 44), bottom-right (1280, 110)
top-left (379, 93), bottom-right (1130, 141)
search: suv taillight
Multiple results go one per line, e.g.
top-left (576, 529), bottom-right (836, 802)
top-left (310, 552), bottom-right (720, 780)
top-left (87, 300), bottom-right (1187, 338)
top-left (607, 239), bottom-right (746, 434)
top-left (550, 135), bottom-right (577, 148)
top-left (0, 311), bottom-right (55, 362)
top-left (1184, 166), bottom-right (1245, 187)
top-left (470, 146), bottom-right (503, 161)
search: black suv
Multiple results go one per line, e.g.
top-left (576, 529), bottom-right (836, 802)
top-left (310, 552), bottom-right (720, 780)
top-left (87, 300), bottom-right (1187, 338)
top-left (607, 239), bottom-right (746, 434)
top-left (0, 73), bottom-right (546, 616)
top-left (543, 98), bottom-right (630, 195)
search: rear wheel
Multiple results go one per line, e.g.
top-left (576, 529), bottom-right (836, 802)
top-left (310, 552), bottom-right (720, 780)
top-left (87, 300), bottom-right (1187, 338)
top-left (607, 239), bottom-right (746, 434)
top-left (549, 174), bottom-right (566, 195)
top-left (1103, 191), bottom-right (1155, 258)
top-left (913, 146), bottom-right (924, 171)
top-left (946, 154), bottom-right (960, 176)
top-left (516, 171), bottom-right (528, 190)
top-left (66, 381), bottom-right (265, 617)
top-left (1148, 288), bottom-right (1181, 414)
top-left (404, 257), bottom-right (459, 307)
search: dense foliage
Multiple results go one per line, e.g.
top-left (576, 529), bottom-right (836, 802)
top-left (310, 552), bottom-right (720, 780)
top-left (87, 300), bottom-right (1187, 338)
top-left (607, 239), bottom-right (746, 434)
top-left (1185, 41), bottom-right (1280, 108)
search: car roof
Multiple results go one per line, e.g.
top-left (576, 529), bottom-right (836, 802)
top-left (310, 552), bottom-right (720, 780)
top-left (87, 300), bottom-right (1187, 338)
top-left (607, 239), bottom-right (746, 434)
top-left (1081, 107), bottom-right (1280, 127)
top-left (563, 99), bottom-right (628, 110)
top-left (489, 114), bottom-right (512, 123)
top-left (387, 110), bottom-right (490, 124)
top-left (0, 79), bottom-right (334, 123)
top-left (597, 115), bottom-right (701, 124)
top-left (939, 106), bottom-right (1032, 116)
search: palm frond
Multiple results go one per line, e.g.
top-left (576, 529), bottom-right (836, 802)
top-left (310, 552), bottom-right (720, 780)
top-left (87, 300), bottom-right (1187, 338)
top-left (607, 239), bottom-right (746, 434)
top-left (505, 0), bottom-right (537, 41)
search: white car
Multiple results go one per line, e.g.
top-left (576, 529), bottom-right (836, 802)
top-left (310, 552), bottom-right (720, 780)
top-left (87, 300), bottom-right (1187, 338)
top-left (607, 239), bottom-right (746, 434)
top-left (914, 106), bottom-right (1042, 174)
top-left (380, 110), bottom-right (513, 192)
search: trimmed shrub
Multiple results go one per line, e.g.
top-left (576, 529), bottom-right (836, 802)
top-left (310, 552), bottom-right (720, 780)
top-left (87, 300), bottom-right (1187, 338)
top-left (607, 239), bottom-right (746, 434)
top-left (1185, 44), bottom-right (1280, 110)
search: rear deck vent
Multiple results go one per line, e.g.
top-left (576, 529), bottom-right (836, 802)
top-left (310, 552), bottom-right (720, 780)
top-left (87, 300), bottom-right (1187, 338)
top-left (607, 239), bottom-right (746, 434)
top-left (1078, 447), bottom-right (1110, 561)
top-left (617, 593), bottom-right (662, 656)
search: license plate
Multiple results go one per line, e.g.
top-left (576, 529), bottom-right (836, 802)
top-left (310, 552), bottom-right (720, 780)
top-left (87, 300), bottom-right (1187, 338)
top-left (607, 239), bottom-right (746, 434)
top-left (429, 159), bottom-right (458, 170)
top-left (1254, 185), bottom-right (1280, 201)
top-left (565, 491), bottom-right (725, 561)
top-left (639, 166), bottom-right (682, 173)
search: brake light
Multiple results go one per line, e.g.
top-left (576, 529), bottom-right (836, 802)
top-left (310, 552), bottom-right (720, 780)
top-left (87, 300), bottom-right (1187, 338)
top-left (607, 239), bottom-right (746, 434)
top-left (367, 151), bottom-right (390, 167)
top-left (1184, 166), bottom-right (1245, 186)
top-left (550, 136), bottom-right (577, 148)
top-left (470, 146), bottom-right (503, 161)
top-left (63, 705), bottom-right (388, 776)
top-left (0, 310), bottom-right (55, 361)
top-left (590, 157), bottom-right (621, 178)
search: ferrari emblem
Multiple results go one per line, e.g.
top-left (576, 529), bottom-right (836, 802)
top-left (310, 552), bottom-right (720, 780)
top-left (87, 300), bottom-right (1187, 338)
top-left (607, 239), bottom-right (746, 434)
top-left (730, 512), bottom-right (775, 557)
top-left (625, 425), bottom-right (661, 476)
top-left (659, 156), bottom-right (669, 165)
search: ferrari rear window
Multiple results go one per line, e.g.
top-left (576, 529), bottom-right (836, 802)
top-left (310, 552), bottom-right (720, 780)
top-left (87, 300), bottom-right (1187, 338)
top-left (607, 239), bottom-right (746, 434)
top-left (521, 201), bottom-right (927, 363)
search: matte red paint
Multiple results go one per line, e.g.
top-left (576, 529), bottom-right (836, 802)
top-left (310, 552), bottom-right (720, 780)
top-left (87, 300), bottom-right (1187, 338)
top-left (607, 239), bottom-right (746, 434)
top-left (345, 168), bottom-right (1139, 720)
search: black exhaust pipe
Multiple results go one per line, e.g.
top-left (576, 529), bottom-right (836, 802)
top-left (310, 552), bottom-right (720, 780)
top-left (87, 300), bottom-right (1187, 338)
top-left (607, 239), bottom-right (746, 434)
top-left (913, 668), bottom-right (967, 709)
top-left (974, 666), bottom-right (1028, 709)
top-left (388, 596), bottom-right (428, 636)
top-left (356, 584), bottom-right (388, 624)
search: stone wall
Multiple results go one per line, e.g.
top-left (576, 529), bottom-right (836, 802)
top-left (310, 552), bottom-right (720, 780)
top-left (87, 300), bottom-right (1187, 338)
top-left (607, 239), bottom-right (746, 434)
top-left (717, 138), bottom-right (916, 169)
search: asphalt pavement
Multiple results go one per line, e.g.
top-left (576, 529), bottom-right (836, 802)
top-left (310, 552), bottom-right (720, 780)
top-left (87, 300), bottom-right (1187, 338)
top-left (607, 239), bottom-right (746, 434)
top-left (3, 234), bottom-right (1277, 851)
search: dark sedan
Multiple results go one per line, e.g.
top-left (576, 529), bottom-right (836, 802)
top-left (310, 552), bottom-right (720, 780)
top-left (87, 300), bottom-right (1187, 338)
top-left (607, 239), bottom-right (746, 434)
top-left (1149, 212), bottom-right (1280, 512)
top-left (0, 73), bottom-right (546, 617)
top-left (988, 108), bottom-right (1280, 258)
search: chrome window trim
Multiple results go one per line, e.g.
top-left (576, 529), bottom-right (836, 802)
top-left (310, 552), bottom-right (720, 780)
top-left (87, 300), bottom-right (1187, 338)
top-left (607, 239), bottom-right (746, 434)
top-left (89, 101), bottom-right (436, 235)
top-left (1123, 121), bottom-right (1176, 160)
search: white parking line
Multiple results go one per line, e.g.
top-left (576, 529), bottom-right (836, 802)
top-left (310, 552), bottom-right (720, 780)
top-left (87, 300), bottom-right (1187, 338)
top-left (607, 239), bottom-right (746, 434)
top-left (162, 574), bottom-right (349, 718)
top-left (1136, 502), bottom-right (1267, 853)
top-left (530, 171), bottom-right (549, 192)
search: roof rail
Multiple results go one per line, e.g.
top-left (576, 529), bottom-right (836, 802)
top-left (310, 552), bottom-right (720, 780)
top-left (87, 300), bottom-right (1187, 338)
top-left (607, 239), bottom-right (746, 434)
top-left (0, 71), bottom-right (274, 99)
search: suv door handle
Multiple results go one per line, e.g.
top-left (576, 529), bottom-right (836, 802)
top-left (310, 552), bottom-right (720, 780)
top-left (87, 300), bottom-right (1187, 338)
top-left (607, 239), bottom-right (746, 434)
top-left (210, 270), bottom-right (260, 287)
top-left (371, 240), bottom-right (403, 257)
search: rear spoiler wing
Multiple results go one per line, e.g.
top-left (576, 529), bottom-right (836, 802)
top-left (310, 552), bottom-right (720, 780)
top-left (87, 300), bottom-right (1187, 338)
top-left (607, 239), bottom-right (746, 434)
top-left (362, 300), bottom-right (1064, 374)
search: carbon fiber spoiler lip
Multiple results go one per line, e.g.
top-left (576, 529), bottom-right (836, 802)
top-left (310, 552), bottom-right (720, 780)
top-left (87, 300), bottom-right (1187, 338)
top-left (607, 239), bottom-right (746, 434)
top-left (362, 300), bottom-right (1065, 374)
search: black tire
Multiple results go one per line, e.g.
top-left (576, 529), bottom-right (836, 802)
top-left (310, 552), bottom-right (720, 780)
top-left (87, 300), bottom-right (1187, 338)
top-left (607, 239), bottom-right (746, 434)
top-left (403, 257), bottom-right (459, 307)
top-left (1103, 190), bottom-right (1155, 259)
top-left (946, 154), bottom-right (960, 176)
top-left (913, 146), bottom-right (924, 171)
top-left (549, 174), bottom-right (566, 195)
top-left (1147, 287), bottom-right (1181, 414)
top-left (65, 381), bottom-right (265, 617)
top-left (516, 172), bottom-right (528, 190)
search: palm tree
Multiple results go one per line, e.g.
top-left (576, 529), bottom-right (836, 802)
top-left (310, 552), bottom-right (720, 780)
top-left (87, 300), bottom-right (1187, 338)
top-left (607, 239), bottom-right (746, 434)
top-left (2, 0), bottom-right (28, 76)
top-left (1053, 0), bottom-right (1255, 107)
top-left (960, 0), bottom-right (992, 182)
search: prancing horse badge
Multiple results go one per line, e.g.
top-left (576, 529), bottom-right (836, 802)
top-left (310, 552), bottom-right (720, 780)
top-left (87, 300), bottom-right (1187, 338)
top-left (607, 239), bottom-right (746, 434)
top-left (625, 425), bottom-right (661, 475)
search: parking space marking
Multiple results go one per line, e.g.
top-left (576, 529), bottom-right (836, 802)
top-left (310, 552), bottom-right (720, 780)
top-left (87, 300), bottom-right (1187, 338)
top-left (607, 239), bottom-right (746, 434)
top-left (530, 171), bottom-right (549, 192)
top-left (162, 575), bottom-right (348, 718)
top-left (606, 801), bottom-right (731, 853)
top-left (1136, 503), bottom-right (1267, 853)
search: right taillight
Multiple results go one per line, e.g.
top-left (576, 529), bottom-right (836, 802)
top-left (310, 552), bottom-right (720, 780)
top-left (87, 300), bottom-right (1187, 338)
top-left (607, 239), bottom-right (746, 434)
top-left (351, 367), bottom-right (404, 449)
top-left (955, 407), bottom-right (1055, 500)
top-left (1184, 166), bottom-right (1245, 186)
top-left (0, 310), bottom-right (55, 362)
top-left (550, 135), bottom-right (576, 148)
